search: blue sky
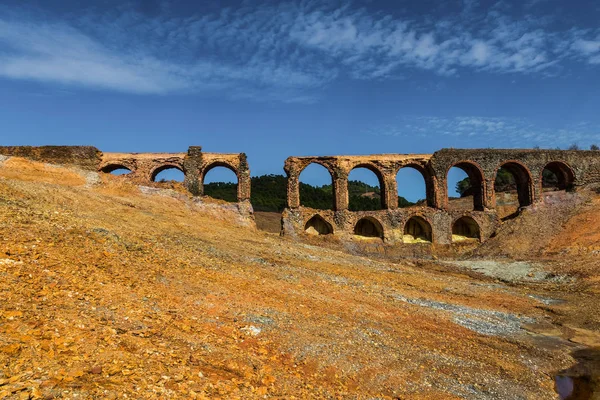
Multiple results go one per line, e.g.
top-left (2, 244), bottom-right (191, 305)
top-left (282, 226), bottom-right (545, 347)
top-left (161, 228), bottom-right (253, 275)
top-left (1, 0), bottom-right (599, 200)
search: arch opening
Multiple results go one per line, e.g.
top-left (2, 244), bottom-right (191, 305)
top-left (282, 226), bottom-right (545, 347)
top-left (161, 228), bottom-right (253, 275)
top-left (152, 166), bottom-right (184, 183)
top-left (495, 162), bottom-right (532, 218)
top-left (396, 166), bottom-right (425, 208)
top-left (304, 215), bottom-right (333, 236)
top-left (299, 163), bottom-right (334, 210)
top-left (203, 165), bottom-right (238, 203)
top-left (353, 217), bottom-right (384, 239)
top-left (542, 162), bottom-right (575, 192)
top-left (100, 165), bottom-right (132, 176)
top-left (447, 162), bottom-right (484, 211)
top-left (348, 166), bottom-right (384, 211)
top-left (452, 216), bottom-right (480, 242)
top-left (403, 216), bottom-right (432, 244)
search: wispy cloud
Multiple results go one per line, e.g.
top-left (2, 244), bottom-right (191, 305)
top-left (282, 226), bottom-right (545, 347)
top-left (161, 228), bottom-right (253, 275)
top-left (0, 4), bottom-right (337, 101)
top-left (367, 116), bottom-right (600, 148)
top-left (0, 1), bottom-right (598, 100)
top-left (0, 19), bottom-right (191, 94)
top-left (570, 34), bottom-right (600, 64)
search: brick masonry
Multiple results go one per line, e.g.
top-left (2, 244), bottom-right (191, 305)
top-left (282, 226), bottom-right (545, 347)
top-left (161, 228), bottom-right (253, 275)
top-left (282, 149), bottom-right (600, 245)
top-left (0, 145), bottom-right (251, 203)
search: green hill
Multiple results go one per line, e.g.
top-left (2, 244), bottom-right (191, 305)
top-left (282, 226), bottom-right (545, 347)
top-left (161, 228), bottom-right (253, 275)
top-left (455, 168), bottom-right (562, 198)
top-left (204, 174), bottom-right (415, 212)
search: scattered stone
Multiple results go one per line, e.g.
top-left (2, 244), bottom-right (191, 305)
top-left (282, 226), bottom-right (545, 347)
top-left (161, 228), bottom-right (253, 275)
top-left (90, 366), bottom-right (103, 375)
top-left (240, 325), bottom-right (261, 336)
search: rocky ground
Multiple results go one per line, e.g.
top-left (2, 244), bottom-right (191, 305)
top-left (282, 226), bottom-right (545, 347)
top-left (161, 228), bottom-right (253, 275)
top-left (0, 157), bottom-right (598, 399)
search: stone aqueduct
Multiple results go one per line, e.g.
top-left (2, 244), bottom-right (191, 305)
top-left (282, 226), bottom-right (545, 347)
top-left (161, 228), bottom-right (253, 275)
top-left (0, 145), bottom-right (251, 200)
top-left (0, 146), bottom-right (599, 246)
top-left (98, 146), bottom-right (251, 202)
top-left (282, 148), bottom-right (600, 245)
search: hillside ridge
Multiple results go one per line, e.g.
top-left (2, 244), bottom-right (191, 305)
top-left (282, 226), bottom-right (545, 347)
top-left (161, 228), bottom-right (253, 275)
top-left (0, 157), bottom-right (598, 398)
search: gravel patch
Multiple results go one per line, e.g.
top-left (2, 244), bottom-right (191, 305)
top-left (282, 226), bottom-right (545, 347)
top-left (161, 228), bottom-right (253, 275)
top-left (444, 260), bottom-right (571, 283)
top-left (527, 294), bottom-right (566, 305)
top-left (393, 294), bottom-right (534, 336)
top-left (78, 170), bottom-right (102, 187)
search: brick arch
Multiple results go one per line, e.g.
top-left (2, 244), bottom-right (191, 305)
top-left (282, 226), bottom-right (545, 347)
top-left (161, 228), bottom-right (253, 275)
top-left (296, 161), bottom-right (336, 210)
top-left (296, 160), bottom-right (336, 178)
top-left (99, 163), bottom-right (134, 174)
top-left (403, 214), bottom-right (433, 243)
top-left (445, 160), bottom-right (486, 211)
top-left (353, 216), bottom-right (384, 239)
top-left (395, 162), bottom-right (436, 208)
top-left (199, 161), bottom-right (241, 200)
top-left (304, 214), bottom-right (334, 235)
top-left (149, 163), bottom-right (184, 182)
top-left (348, 163), bottom-right (387, 209)
top-left (200, 161), bottom-right (239, 180)
top-left (451, 215), bottom-right (481, 242)
top-left (494, 160), bottom-right (534, 208)
top-left (541, 160), bottom-right (576, 192)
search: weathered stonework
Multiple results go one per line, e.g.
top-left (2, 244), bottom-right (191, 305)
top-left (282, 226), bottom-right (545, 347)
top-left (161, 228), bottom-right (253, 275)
top-left (0, 145), bottom-right (251, 203)
top-left (283, 149), bottom-right (600, 246)
top-left (98, 147), bottom-right (251, 202)
top-left (0, 146), bottom-right (102, 170)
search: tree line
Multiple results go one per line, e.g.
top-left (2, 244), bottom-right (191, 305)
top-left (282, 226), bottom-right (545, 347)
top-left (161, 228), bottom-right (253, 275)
top-left (204, 174), bottom-right (414, 212)
top-left (455, 168), bottom-right (562, 197)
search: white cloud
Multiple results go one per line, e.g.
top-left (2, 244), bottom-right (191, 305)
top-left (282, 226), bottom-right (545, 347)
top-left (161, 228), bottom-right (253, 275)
top-left (0, 1), bottom-right (598, 99)
top-left (465, 41), bottom-right (492, 66)
top-left (572, 39), bottom-right (600, 55)
top-left (0, 19), bottom-right (186, 94)
top-left (368, 116), bottom-right (600, 148)
top-left (0, 7), bottom-right (336, 100)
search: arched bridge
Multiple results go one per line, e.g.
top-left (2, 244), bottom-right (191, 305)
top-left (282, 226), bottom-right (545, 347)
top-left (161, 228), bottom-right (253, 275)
top-left (282, 149), bottom-right (600, 245)
top-left (99, 146), bottom-right (251, 202)
top-left (0, 145), bottom-right (251, 203)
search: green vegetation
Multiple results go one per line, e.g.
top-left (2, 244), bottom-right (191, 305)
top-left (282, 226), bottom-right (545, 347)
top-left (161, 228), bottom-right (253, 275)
top-left (203, 181), bottom-right (238, 203)
top-left (298, 181), bottom-right (334, 211)
top-left (250, 174), bottom-right (288, 212)
top-left (204, 174), bottom-right (415, 211)
top-left (347, 180), bottom-right (380, 211)
top-left (454, 168), bottom-right (560, 197)
top-left (542, 169), bottom-right (559, 187)
top-left (493, 168), bottom-right (517, 193)
top-left (455, 178), bottom-right (472, 198)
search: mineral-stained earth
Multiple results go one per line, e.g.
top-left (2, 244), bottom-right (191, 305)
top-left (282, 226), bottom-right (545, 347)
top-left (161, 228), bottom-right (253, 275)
top-left (0, 157), bottom-right (598, 399)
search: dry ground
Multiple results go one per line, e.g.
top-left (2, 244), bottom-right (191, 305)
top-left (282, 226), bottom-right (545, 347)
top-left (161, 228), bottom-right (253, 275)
top-left (0, 157), bottom-right (597, 399)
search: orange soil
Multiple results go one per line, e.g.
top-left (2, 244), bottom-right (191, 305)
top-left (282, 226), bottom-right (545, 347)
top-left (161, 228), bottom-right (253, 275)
top-left (0, 157), bottom-right (590, 399)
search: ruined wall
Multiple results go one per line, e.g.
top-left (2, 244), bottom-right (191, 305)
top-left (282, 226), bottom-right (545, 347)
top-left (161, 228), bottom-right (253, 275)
top-left (0, 146), bottom-right (102, 170)
top-left (283, 207), bottom-right (499, 246)
top-left (284, 154), bottom-right (434, 211)
top-left (99, 152), bottom-right (187, 182)
top-left (98, 147), bottom-right (250, 202)
top-left (429, 148), bottom-right (600, 210)
top-left (198, 153), bottom-right (251, 202)
top-left (0, 145), bottom-right (250, 203)
top-left (283, 149), bottom-right (600, 246)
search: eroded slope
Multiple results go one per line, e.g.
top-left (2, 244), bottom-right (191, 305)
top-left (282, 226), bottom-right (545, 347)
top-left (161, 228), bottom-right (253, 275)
top-left (0, 158), bottom-right (578, 399)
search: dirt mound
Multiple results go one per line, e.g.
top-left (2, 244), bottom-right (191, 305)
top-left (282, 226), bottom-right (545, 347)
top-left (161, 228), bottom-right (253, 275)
top-left (544, 194), bottom-right (600, 256)
top-left (471, 188), bottom-right (600, 298)
top-left (473, 190), bottom-right (590, 259)
top-left (254, 212), bottom-right (281, 233)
